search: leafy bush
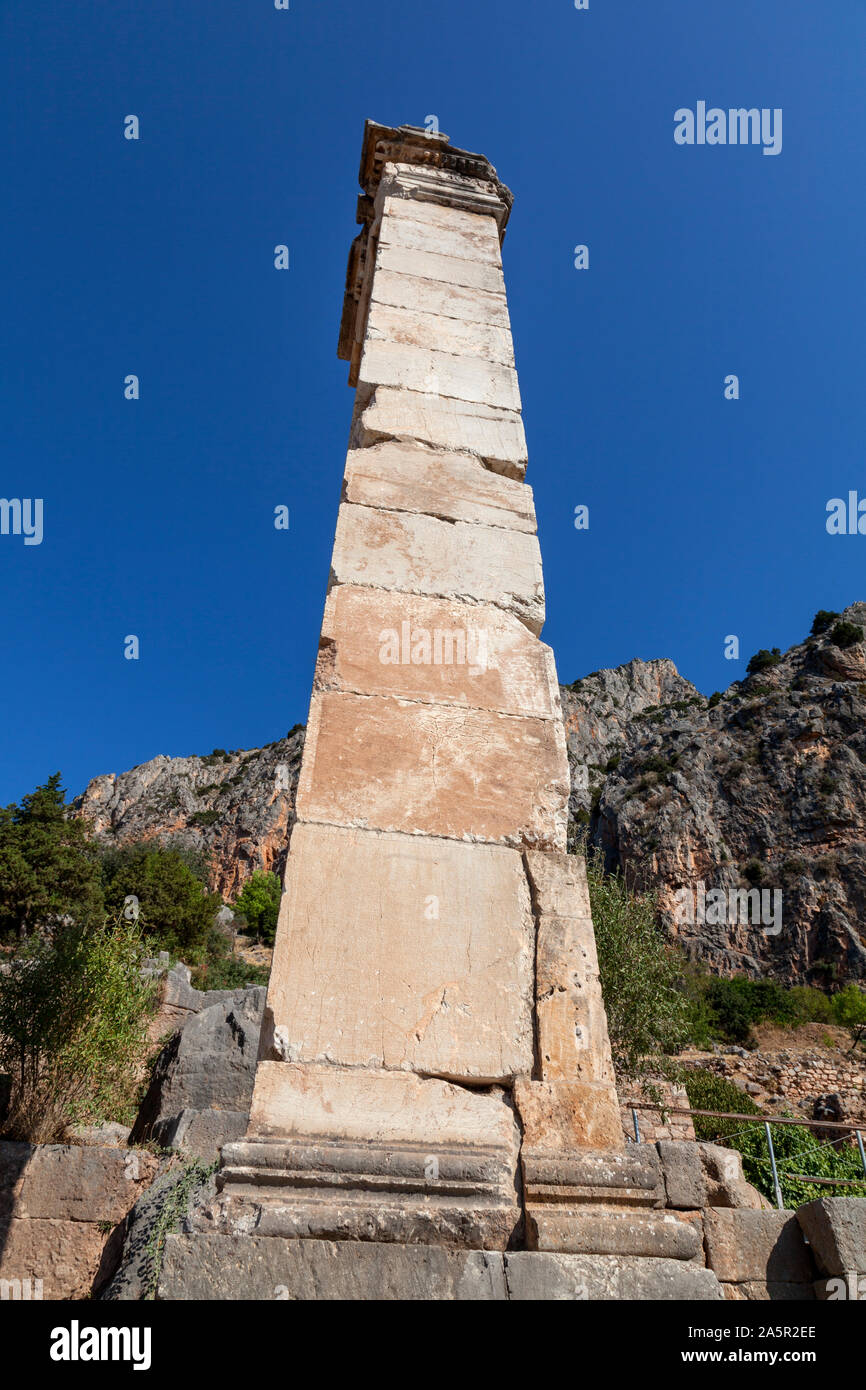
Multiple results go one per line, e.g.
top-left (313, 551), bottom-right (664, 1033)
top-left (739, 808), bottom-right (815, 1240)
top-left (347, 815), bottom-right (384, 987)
top-left (190, 955), bottom-right (270, 990)
top-left (746, 648), bottom-right (782, 676)
top-left (233, 871), bottom-right (281, 945)
top-left (680, 1069), bottom-right (866, 1205)
top-left (101, 842), bottom-right (222, 962)
top-left (679, 1068), bottom-right (761, 1142)
top-left (811, 610), bottom-right (840, 636)
top-left (0, 915), bottom-right (155, 1142)
top-left (830, 621), bottom-right (863, 649)
top-left (584, 848), bottom-right (692, 1077)
top-left (708, 691), bottom-right (722, 708)
top-left (0, 774), bottom-right (104, 940)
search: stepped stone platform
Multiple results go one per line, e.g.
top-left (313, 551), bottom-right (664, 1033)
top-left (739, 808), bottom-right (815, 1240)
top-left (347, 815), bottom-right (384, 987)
top-left (158, 1235), bottom-right (723, 1302)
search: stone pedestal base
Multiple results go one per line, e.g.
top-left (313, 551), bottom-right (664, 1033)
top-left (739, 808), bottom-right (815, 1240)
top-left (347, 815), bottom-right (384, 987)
top-left (156, 1234), bottom-right (723, 1301)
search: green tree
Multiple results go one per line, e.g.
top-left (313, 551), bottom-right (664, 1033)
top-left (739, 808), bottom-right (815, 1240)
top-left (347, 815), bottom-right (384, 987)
top-left (0, 773), bottom-right (103, 939)
top-left (101, 842), bottom-right (221, 961)
top-left (583, 847), bottom-right (692, 1077)
top-left (233, 871), bottom-right (282, 945)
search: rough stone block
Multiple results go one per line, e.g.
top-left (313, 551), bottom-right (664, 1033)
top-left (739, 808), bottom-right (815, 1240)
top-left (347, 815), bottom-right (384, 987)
top-left (514, 1078), bottom-right (624, 1152)
top-left (504, 1252), bottom-right (723, 1301)
top-left (378, 202), bottom-right (502, 265)
top-left (296, 690), bottom-right (569, 850)
top-left (657, 1141), bottom-right (708, 1211)
top-left (261, 823), bottom-right (535, 1080)
top-left (527, 1206), bottom-right (702, 1261)
top-left (535, 913), bottom-right (615, 1085)
top-left (358, 385), bottom-right (527, 478)
top-left (0, 1217), bottom-right (113, 1300)
top-left (375, 241), bottom-right (505, 295)
top-left (370, 268), bottom-right (511, 329)
top-left (317, 586), bottom-right (559, 720)
top-left (343, 440), bottom-right (535, 531)
top-left (796, 1198), bottom-right (866, 1277)
top-left (359, 339), bottom-right (521, 412)
top-left (159, 1234), bottom-right (508, 1300)
top-left (700, 1143), bottom-right (771, 1210)
top-left (723, 1281), bottom-right (815, 1302)
top-left (0, 1142), bottom-right (158, 1224)
top-left (524, 849), bottom-right (592, 918)
top-left (131, 988), bottom-right (265, 1149)
top-left (380, 191), bottom-right (503, 240)
top-left (703, 1209), bottom-right (815, 1284)
top-left (366, 301), bottom-right (514, 366)
top-left (520, 1144), bottom-right (664, 1207)
top-left (330, 502), bottom-right (544, 634)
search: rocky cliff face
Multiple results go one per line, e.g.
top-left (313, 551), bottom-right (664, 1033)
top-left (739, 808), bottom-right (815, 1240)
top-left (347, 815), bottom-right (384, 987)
top-left (564, 604), bottom-right (866, 985)
top-left (73, 731), bottom-right (305, 900)
top-left (74, 606), bottom-right (866, 985)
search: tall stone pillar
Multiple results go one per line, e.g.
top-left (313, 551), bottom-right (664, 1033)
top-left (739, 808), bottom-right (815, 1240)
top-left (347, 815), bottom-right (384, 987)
top-left (208, 122), bottom-right (623, 1252)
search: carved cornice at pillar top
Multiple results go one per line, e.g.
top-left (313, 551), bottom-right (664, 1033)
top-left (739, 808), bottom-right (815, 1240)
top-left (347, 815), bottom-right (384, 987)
top-left (358, 120), bottom-right (514, 231)
top-left (338, 121), bottom-right (513, 368)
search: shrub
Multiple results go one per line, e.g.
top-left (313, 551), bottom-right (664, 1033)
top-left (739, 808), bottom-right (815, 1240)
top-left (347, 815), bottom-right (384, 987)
top-left (584, 848), bottom-right (692, 1077)
top-left (746, 648), bottom-right (782, 677)
top-left (0, 915), bottom-right (155, 1142)
top-left (708, 692), bottom-right (722, 708)
top-left (830, 621), bottom-right (863, 649)
top-left (233, 871), bottom-right (282, 945)
top-left (101, 842), bottom-right (222, 962)
top-left (679, 1069), bottom-right (761, 1142)
top-left (811, 610), bottom-right (840, 636)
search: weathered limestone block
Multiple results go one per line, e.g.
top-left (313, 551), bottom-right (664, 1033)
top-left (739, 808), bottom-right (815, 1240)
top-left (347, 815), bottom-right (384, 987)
top-left (796, 1198), bottom-right (866, 1277)
top-left (131, 988), bottom-right (265, 1159)
top-left (160, 1234), bottom-right (508, 1301)
top-left (377, 201), bottom-right (502, 265)
top-left (700, 1142), bottom-right (772, 1210)
top-left (514, 1078), bottom-right (624, 1153)
top-left (504, 1252), bottom-right (723, 1301)
top-left (723, 1281), bottom-right (815, 1302)
top-left (296, 692), bottom-right (568, 849)
top-left (524, 849), bottom-right (591, 918)
top-left (371, 268), bottom-right (511, 329)
top-left (261, 823), bottom-right (535, 1080)
top-left (527, 1207), bottom-right (703, 1261)
top-left (158, 1238), bottom-right (724, 1301)
top-left (357, 386), bottom-right (527, 478)
top-left (208, 1063), bottom-right (521, 1249)
top-left (379, 189), bottom-right (504, 240)
top-left (375, 241), bottom-right (506, 295)
top-left (359, 339), bottom-right (521, 412)
top-left (703, 1209), bottom-right (815, 1285)
top-left (519, 1144), bottom-right (667, 1255)
top-left (0, 1217), bottom-right (113, 1300)
top-left (0, 1142), bottom-right (158, 1224)
top-left (523, 851), bottom-right (617, 1088)
top-left (343, 440), bottom-right (535, 531)
top-left (366, 302), bottom-right (514, 367)
top-left (0, 1142), bottom-right (159, 1300)
top-left (657, 1140), bottom-right (708, 1211)
top-left (317, 587), bottom-right (559, 720)
top-left (330, 503), bottom-right (544, 633)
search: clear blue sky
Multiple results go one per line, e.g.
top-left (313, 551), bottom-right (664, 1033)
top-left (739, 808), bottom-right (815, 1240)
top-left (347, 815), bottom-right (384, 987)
top-left (1, 0), bottom-right (864, 805)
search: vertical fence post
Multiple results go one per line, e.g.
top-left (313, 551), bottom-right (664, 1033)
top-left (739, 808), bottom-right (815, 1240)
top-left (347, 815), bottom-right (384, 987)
top-left (632, 1108), bottom-right (640, 1143)
top-left (856, 1129), bottom-right (866, 1181)
top-left (765, 1121), bottom-right (784, 1210)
